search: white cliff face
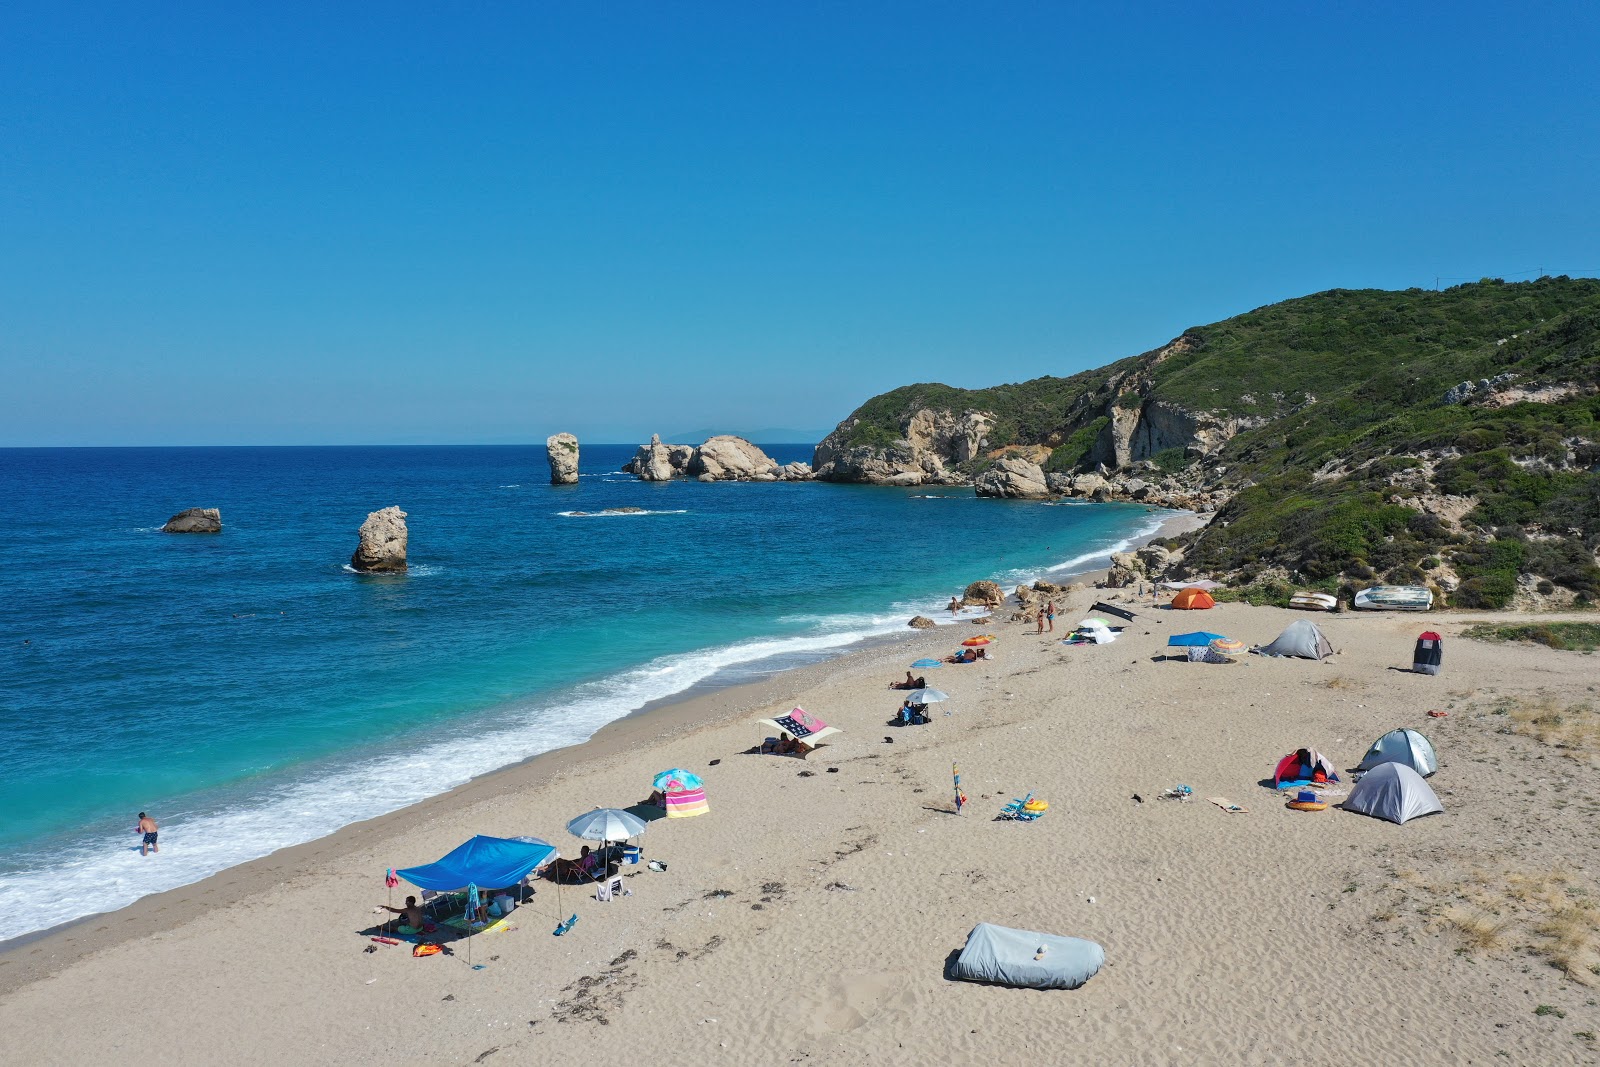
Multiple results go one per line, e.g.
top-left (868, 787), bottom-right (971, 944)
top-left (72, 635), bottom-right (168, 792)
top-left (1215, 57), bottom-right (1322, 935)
top-left (813, 408), bottom-right (994, 484)
top-left (546, 433), bottom-right (580, 485)
top-left (690, 436), bottom-right (780, 480)
top-left (350, 506), bottom-right (408, 573)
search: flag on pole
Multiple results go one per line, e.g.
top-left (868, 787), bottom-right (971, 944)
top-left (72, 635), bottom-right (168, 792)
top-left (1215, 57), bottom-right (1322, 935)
top-left (953, 762), bottom-right (967, 814)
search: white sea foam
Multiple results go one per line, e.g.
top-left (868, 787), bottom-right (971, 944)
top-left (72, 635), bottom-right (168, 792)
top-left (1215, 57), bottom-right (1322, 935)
top-left (338, 563), bottom-right (441, 576)
top-left (0, 610), bottom-right (909, 941)
top-left (555, 508), bottom-right (688, 518)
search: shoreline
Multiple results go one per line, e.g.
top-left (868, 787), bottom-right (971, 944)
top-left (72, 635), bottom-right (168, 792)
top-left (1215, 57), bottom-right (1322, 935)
top-left (0, 506), bottom-right (1198, 985)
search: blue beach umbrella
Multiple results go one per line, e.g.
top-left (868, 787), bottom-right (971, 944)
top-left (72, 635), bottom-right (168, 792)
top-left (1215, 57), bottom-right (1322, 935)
top-left (1167, 632), bottom-right (1228, 647)
top-left (652, 768), bottom-right (704, 791)
top-left (911, 658), bottom-right (944, 669)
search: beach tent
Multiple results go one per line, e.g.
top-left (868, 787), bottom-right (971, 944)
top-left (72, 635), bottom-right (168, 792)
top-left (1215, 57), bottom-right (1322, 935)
top-left (1412, 631), bottom-right (1443, 675)
top-left (1167, 631), bottom-right (1227, 647)
top-left (1343, 762), bottom-right (1442, 824)
top-left (397, 835), bottom-right (558, 892)
top-left (1090, 601), bottom-right (1138, 622)
top-left (757, 706), bottom-right (841, 747)
top-left (949, 922), bottom-right (1104, 990)
top-left (1357, 728), bottom-right (1438, 777)
top-left (1273, 748), bottom-right (1340, 787)
top-left (1254, 620), bottom-right (1333, 660)
top-left (1171, 587), bottom-right (1216, 610)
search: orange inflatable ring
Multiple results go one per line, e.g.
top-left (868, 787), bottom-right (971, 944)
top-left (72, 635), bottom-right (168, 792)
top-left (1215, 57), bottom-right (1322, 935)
top-left (1286, 800), bottom-right (1328, 812)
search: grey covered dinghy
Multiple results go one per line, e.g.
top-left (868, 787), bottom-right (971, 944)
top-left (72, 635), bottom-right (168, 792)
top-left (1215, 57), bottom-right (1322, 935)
top-left (950, 922), bottom-right (1105, 989)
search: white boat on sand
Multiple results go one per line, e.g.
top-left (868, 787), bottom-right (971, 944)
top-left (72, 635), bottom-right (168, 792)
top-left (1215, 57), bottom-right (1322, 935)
top-left (1353, 585), bottom-right (1433, 612)
top-left (1289, 592), bottom-right (1337, 612)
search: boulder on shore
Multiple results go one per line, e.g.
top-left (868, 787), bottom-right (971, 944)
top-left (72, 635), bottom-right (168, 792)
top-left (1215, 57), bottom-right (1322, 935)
top-left (351, 506), bottom-right (408, 573)
top-left (907, 615), bottom-right (936, 629)
top-left (973, 456), bottom-right (1051, 499)
top-left (963, 579), bottom-right (1004, 606)
top-left (161, 507), bottom-right (221, 533)
top-left (546, 433), bottom-right (580, 485)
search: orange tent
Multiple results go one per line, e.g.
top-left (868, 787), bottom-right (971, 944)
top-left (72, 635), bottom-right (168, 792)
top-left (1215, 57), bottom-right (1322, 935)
top-left (1172, 587), bottom-right (1216, 610)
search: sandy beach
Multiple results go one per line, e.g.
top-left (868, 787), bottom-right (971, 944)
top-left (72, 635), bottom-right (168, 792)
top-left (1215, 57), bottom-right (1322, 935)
top-left (5, 582), bottom-right (1599, 1065)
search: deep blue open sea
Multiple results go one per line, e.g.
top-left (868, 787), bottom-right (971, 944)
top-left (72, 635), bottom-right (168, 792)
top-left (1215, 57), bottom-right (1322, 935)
top-left (0, 445), bottom-right (1169, 939)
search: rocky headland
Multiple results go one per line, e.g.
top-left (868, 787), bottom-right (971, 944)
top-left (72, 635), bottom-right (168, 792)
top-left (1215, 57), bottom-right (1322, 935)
top-left (811, 278), bottom-right (1600, 609)
top-left (350, 506), bottom-right (408, 573)
top-left (161, 507), bottom-right (222, 533)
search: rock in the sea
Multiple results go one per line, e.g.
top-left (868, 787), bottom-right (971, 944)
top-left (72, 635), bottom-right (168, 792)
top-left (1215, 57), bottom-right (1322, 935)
top-left (351, 506), bottom-right (408, 573)
top-left (161, 507), bottom-right (221, 533)
top-left (908, 615), bottom-right (936, 629)
top-left (973, 456), bottom-right (1051, 499)
top-left (776, 462), bottom-right (814, 481)
top-left (963, 579), bottom-right (1004, 606)
top-left (546, 433), bottom-right (579, 485)
top-left (690, 436), bottom-right (780, 481)
top-left (623, 435), bottom-right (697, 481)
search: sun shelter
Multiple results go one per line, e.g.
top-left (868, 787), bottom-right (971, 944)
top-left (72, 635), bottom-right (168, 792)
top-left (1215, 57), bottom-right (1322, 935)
top-left (757, 706), bottom-right (841, 748)
top-left (397, 835), bottom-right (558, 892)
top-left (1171, 587), bottom-right (1216, 610)
top-left (1253, 619), bottom-right (1334, 660)
top-left (949, 922), bottom-right (1105, 990)
top-left (1090, 601), bottom-right (1137, 622)
top-left (1168, 631), bottom-right (1227, 647)
top-left (1412, 631), bottom-right (1443, 675)
top-left (652, 769), bottom-right (710, 818)
top-left (1357, 728), bottom-right (1438, 777)
top-left (1071, 619), bottom-right (1116, 644)
top-left (1343, 762), bottom-right (1443, 824)
top-left (1273, 748), bottom-right (1340, 787)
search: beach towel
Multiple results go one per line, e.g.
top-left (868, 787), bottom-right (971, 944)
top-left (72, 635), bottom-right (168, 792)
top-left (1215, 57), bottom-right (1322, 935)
top-left (1207, 797), bottom-right (1249, 814)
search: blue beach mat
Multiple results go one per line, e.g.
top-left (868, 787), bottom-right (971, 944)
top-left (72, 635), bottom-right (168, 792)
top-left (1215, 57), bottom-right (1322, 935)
top-left (911, 659), bottom-right (944, 668)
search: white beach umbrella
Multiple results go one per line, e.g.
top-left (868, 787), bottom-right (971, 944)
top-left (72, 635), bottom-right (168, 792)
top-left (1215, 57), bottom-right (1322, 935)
top-left (566, 807), bottom-right (648, 844)
top-left (908, 688), bottom-right (950, 705)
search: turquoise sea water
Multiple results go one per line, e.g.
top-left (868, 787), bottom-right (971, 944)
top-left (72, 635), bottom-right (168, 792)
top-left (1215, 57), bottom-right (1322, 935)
top-left (0, 445), bottom-right (1169, 939)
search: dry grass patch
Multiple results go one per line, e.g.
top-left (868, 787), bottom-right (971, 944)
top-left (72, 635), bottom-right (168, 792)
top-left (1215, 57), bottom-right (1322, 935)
top-left (1438, 906), bottom-right (1511, 951)
top-left (1493, 696), bottom-right (1600, 762)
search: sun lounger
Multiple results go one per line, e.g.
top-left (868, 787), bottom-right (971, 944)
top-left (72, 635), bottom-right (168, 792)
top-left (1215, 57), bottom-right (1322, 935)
top-left (996, 792), bottom-right (1047, 821)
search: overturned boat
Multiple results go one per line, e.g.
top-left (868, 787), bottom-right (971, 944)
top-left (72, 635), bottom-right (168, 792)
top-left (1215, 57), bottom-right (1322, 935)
top-left (1353, 585), bottom-right (1433, 612)
top-left (1289, 591), bottom-right (1337, 612)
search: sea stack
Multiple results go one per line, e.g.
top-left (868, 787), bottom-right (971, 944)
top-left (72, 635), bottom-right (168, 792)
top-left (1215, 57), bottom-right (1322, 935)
top-left (546, 432), bottom-right (580, 485)
top-left (350, 507), bottom-right (408, 573)
top-left (161, 507), bottom-right (222, 533)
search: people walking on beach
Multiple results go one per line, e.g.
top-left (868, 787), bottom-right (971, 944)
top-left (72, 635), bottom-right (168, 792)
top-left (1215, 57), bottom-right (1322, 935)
top-left (1046, 601), bottom-right (1057, 633)
top-left (947, 596), bottom-right (961, 615)
top-left (137, 812), bottom-right (159, 856)
top-left (1035, 608), bottom-right (1046, 634)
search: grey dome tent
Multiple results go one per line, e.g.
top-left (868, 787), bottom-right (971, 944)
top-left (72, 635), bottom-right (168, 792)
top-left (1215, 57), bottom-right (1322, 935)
top-left (950, 922), bottom-right (1104, 990)
top-left (1253, 619), bottom-right (1334, 660)
top-left (1357, 728), bottom-right (1438, 777)
top-left (1343, 762), bottom-right (1442, 824)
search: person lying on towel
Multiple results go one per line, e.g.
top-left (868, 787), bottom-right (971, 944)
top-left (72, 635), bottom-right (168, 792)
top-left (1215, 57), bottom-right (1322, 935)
top-left (762, 732), bottom-right (812, 757)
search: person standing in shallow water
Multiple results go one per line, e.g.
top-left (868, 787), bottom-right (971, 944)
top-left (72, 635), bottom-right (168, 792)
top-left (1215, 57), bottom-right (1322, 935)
top-left (137, 812), bottom-right (159, 856)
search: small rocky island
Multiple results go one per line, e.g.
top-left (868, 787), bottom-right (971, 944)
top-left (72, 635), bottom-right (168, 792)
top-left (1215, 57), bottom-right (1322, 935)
top-left (161, 508), bottom-right (222, 533)
top-left (621, 434), bottom-right (812, 482)
top-left (546, 433), bottom-right (579, 485)
top-left (350, 506), bottom-right (408, 573)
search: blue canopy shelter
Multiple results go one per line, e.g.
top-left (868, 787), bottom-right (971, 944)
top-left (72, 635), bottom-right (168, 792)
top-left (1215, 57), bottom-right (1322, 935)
top-left (397, 835), bottom-right (558, 892)
top-left (1167, 632), bottom-right (1228, 647)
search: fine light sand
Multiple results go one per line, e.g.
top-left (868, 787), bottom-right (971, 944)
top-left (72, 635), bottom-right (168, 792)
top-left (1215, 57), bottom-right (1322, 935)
top-left (4, 594), bottom-right (1599, 1066)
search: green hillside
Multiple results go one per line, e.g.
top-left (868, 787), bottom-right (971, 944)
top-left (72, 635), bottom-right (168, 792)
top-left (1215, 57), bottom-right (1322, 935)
top-left (823, 277), bottom-right (1600, 608)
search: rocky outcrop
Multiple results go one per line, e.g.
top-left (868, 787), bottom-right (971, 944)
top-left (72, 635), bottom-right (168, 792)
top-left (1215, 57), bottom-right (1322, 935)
top-left (161, 507), bottom-right (221, 533)
top-left (963, 579), bottom-right (1003, 606)
top-left (546, 433), bottom-right (580, 485)
top-left (623, 435), bottom-right (697, 481)
top-left (813, 409), bottom-right (993, 485)
top-left (1444, 373), bottom-right (1517, 405)
top-left (690, 436), bottom-right (780, 481)
top-left (350, 507), bottom-right (408, 573)
top-left (777, 462), bottom-right (813, 481)
top-left (907, 615), bottom-right (936, 629)
top-left (973, 456), bottom-right (1050, 499)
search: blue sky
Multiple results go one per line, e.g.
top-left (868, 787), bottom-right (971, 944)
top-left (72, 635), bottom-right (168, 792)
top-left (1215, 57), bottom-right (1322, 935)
top-left (2, 2), bottom-right (1596, 446)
